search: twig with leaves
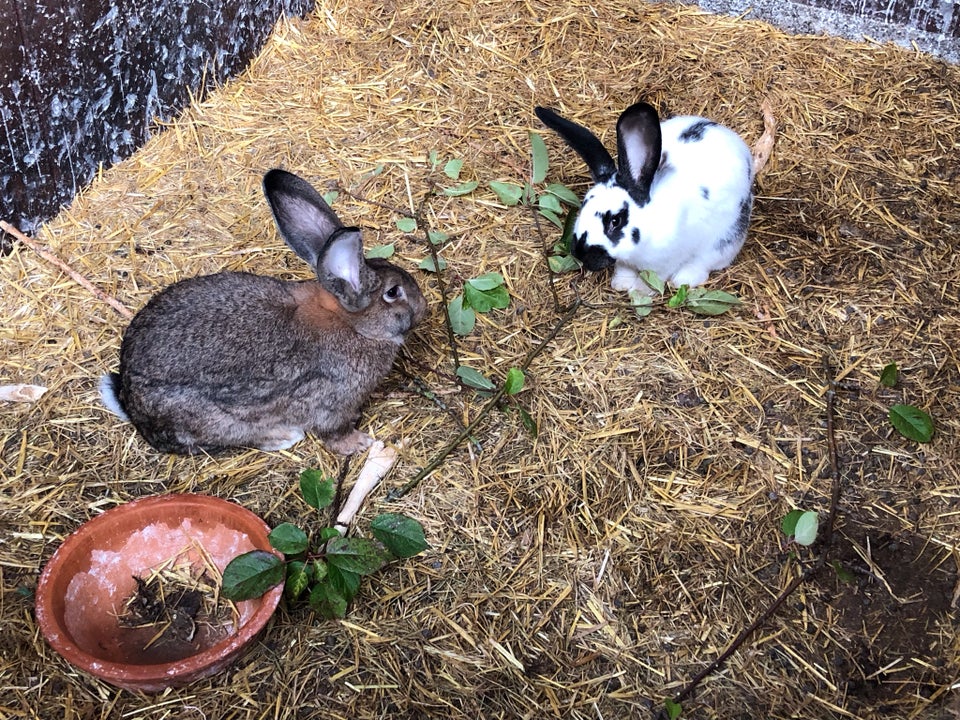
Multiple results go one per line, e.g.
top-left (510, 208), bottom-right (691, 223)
top-left (388, 299), bottom-right (581, 500)
top-left (657, 360), bottom-right (846, 719)
top-left (413, 185), bottom-right (461, 374)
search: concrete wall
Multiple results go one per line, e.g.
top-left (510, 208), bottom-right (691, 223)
top-left (690, 0), bottom-right (959, 63)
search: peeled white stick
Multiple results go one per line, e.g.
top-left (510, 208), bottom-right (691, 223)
top-left (335, 440), bottom-right (398, 535)
top-left (0, 384), bottom-right (48, 403)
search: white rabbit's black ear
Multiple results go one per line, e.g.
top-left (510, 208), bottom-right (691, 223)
top-left (317, 228), bottom-right (379, 312)
top-left (534, 106), bottom-right (616, 183)
top-left (615, 102), bottom-right (662, 206)
top-left (263, 169), bottom-right (343, 269)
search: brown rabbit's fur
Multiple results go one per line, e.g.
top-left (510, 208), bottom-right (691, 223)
top-left (100, 170), bottom-right (426, 455)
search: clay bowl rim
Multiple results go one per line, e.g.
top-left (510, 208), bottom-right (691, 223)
top-left (35, 493), bottom-right (283, 689)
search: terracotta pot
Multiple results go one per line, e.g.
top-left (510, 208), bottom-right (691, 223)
top-left (36, 494), bottom-right (283, 692)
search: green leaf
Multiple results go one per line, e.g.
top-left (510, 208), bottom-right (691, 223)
top-left (428, 149), bottom-right (440, 168)
top-left (628, 289), bottom-right (653, 318)
top-left (667, 285), bottom-right (688, 308)
top-left (556, 207), bottom-right (577, 256)
top-left (300, 469), bottom-right (335, 510)
top-left (664, 698), bottom-right (683, 720)
top-left (327, 563), bottom-right (361, 600)
top-left (548, 254), bottom-right (580, 274)
top-left (443, 180), bottom-right (479, 196)
top-left (395, 217), bottom-right (418, 233)
top-left (545, 183), bottom-right (581, 207)
top-left (523, 182), bottom-right (536, 205)
top-left (448, 295), bottom-right (476, 335)
top-left (325, 536), bottom-right (387, 576)
top-left (889, 404), bottom-right (934, 443)
top-left (418, 256), bottom-right (448, 272)
top-left (467, 272), bottom-right (505, 291)
top-left (463, 283), bottom-right (510, 313)
top-left (322, 190), bottom-right (339, 206)
top-left (428, 230), bottom-right (449, 245)
top-left (879, 362), bottom-right (899, 388)
top-left (309, 579), bottom-right (349, 619)
top-left (683, 288), bottom-right (741, 316)
top-left (637, 270), bottom-right (666, 295)
top-left (503, 367), bottom-right (525, 396)
top-left (794, 511), bottom-right (819, 546)
top-left (318, 527), bottom-right (341, 542)
top-left (538, 193), bottom-right (563, 214)
top-left (456, 365), bottom-right (496, 391)
top-left (311, 559), bottom-right (328, 582)
top-left (268, 523), bottom-right (309, 555)
top-left (221, 550), bottom-right (285, 601)
top-left (530, 132), bottom-right (549, 184)
top-left (538, 208), bottom-right (563, 228)
top-left (831, 560), bottom-right (856, 584)
top-left (285, 560), bottom-right (310, 601)
top-left (517, 406), bottom-right (538, 437)
top-left (490, 181), bottom-right (524, 206)
top-left (365, 243), bottom-right (395, 260)
top-left (370, 513), bottom-right (429, 558)
top-left (781, 509), bottom-right (805, 537)
top-left (443, 158), bottom-right (464, 180)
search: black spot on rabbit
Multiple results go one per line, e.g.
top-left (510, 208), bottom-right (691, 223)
top-left (601, 204), bottom-right (630, 245)
top-left (679, 120), bottom-right (717, 142)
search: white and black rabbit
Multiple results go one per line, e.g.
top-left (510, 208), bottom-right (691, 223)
top-left (99, 169), bottom-right (427, 455)
top-left (535, 101), bottom-right (754, 293)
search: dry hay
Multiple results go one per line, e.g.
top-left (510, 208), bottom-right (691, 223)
top-left (2, 0), bottom-right (960, 718)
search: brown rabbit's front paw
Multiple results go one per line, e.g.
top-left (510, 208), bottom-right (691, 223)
top-left (325, 429), bottom-right (374, 455)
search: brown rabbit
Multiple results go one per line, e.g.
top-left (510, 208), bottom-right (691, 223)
top-left (99, 169), bottom-right (427, 455)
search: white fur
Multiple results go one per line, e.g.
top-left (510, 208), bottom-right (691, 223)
top-left (98, 374), bottom-right (129, 422)
top-left (576, 115), bottom-right (753, 294)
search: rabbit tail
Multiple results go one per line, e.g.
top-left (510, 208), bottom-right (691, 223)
top-left (99, 373), bottom-right (129, 422)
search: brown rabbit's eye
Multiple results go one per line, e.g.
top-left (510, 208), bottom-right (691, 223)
top-left (383, 285), bottom-right (405, 303)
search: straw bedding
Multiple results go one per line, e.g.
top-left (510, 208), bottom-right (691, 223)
top-left (2, 0), bottom-right (959, 718)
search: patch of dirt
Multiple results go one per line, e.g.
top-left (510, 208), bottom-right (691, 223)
top-left (820, 523), bottom-right (958, 714)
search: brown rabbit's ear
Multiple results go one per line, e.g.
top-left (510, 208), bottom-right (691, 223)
top-left (263, 168), bottom-right (343, 269)
top-left (317, 228), bottom-right (379, 312)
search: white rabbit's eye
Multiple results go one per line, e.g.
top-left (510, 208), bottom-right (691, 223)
top-left (602, 204), bottom-right (630, 243)
top-left (383, 285), bottom-right (405, 303)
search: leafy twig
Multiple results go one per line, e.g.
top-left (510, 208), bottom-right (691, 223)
top-left (413, 185), bottom-right (461, 374)
top-left (529, 200), bottom-right (567, 314)
top-left (387, 300), bottom-right (582, 500)
top-left (658, 360), bottom-right (845, 717)
top-left (397, 369), bottom-right (483, 453)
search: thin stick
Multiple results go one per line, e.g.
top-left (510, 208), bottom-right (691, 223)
top-left (659, 360), bottom-right (844, 715)
top-left (752, 97), bottom-right (777, 177)
top-left (1, 220), bottom-right (134, 319)
top-left (387, 300), bottom-right (581, 500)
top-left (414, 186), bottom-right (461, 374)
top-left (529, 200), bottom-right (566, 315)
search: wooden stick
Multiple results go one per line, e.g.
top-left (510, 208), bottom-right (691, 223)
top-left (1, 220), bottom-right (134, 319)
top-left (752, 97), bottom-right (777, 177)
top-left (334, 441), bottom-right (399, 534)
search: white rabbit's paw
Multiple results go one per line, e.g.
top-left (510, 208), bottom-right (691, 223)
top-left (671, 266), bottom-right (711, 289)
top-left (611, 265), bottom-right (642, 292)
top-left (612, 265), bottom-right (660, 295)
